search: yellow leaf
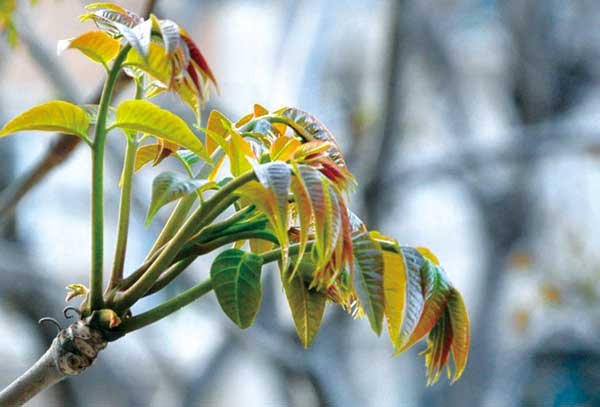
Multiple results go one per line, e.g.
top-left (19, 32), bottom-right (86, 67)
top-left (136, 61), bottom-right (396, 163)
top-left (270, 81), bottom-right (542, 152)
top-left (125, 42), bottom-right (171, 84)
top-left (447, 288), bottom-right (470, 383)
top-left (134, 144), bottom-right (160, 172)
top-left (417, 247), bottom-right (440, 265)
top-left (382, 249), bottom-right (406, 343)
top-left (235, 112), bottom-right (253, 128)
top-left (270, 135), bottom-right (301, 162)
top-left (85, 2), bottom-right (128, 14)
top-left (253, 103), bottom-right (269, 117)
top-left (206, 110), bottom-right (231, 154)
top-left (57, 31), bottom-right (120, 67)
top-left (228, 131), bottom-right (254, 176)
top-left (0, 101), bottom-right (89, 140)
top-left (114, 100), bottom-right (210, 162)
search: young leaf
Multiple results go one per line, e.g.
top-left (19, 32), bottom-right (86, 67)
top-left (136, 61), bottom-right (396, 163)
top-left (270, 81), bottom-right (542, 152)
top-left (254, 103), bottom-right (268, 117)
top-left (228, 131), bottom-right (254, 176)
top-left (114, 19), bottom-right (152, 60)
top-left (447, 288), bottom-right (470, 382)
top-left (254, 162), bottom-right (292, 267)
top-left (114, 100), bottom-right (210, 161)
top-left (296, 166), bottom-right (328, 267)
top-left (394, 247), bottom-right (426, 350)
top-left (270, 135), bottom-right (301, 162)
top-left (423, 307), bottom-right (454, 385)
top-left (397, 259), bottom-right (451, 353)
top-left (289, 168), bottom-right (312, 277)
top-left (382, 246), bottom-right (406, 343)
top-left (125, 42), bottom-right (171, 84)
top-left (157, 18), bottom-right (181, 55)
top-left (57, 31), bottom-right (120, 68)
top-left (352, 232), bottom-right (385, 335)
top-left (0, 101), bottom-right (89, 140)
top-left (210, 248), bottom-right (264, 329)
top-left (134, 144), bottom-right (160, 171)
top-left (205, 109), bottom-right (231, 154)
top-left (281, 262), bottom-right (327, 348)
top-left (146, 171), bottom-right (212, 225)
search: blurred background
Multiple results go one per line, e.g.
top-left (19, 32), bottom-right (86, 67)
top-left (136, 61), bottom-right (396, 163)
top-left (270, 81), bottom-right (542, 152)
top-left (1, 0), bottom-right (600, 406)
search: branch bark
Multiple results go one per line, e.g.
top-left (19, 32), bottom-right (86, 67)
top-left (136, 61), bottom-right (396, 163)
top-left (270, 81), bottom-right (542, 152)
top-left (0, 320), bottom-right (107, 406)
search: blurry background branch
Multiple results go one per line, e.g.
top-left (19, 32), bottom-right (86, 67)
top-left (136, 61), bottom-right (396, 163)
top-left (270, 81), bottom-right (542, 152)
top-left (0, 0), bottom-right (158, 229)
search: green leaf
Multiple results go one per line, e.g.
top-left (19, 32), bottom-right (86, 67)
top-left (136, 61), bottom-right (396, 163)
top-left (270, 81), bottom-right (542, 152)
top-left (281, 262), bottom-right (327, 347)
top-left (394, 247), bottom-right (425, 350)
top-left (114, 100), bottom-right (210, 161)
top-left (176, 149), bottom-right (201, 168)
top-left (57, 30), bottom-right (121, 68)
top-left (352, 232), bottom-right (385, 335)
top-left (210, 249), bottom-right (264, 329)
top-left (146, 171), bottom-right (212, 225)
top-left (0, 101), bottom-right (89, 140)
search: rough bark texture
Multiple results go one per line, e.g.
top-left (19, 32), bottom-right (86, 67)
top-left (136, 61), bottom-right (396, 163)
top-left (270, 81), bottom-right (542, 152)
top-left (0, 320), bottom-right (107, 406)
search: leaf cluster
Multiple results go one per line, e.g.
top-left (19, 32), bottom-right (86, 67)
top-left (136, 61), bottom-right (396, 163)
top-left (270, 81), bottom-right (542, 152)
top-left (0, 2), bottom-right (470, 385)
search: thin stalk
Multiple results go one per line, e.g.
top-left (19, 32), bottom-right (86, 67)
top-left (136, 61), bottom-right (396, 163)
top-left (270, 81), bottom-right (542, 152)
top-left (119, 278), bottom-right (213, 333)
top-left (108, 136), bottom-right (137, 289)
top-left (175, 229), bottom-right (278, 264)
top-left (115, 171), bottom-right (256, 312)
top-left (90, 45), bottom-right (131, 311)
top-left (147, 230), bottom-right (277, 295)
top-left (107, 78), bottom-right (143, 291)
top-left (261, 241), bottom-right (310, 264)
top-left (144, 256), bottom-right (196, 296)
top-left (120, 239), bottom-right (319, 332)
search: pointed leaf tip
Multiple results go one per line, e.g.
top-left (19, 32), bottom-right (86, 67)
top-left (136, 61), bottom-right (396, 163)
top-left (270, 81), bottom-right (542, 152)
top-left (0, 101), bottom-right (89, 141)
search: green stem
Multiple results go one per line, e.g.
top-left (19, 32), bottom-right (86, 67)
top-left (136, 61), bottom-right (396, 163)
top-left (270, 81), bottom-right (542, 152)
top-left (115, 171), bottom-right (257, 312)
top-left (175, 230), bottom-right (278, 263)
top-left (90, 45), bottom-right (131, 311)
top-left (118, 278), bottom-right (213, 333)
top-left (261, 240), bottom-right (311, 263)
top-left (118, 237), bottom-right (314, 333)
top-left (107, 78), bottom-right (144, 291)
top-left (145, 148), bottom-right (225, 260)
top-left (148, 230), bottom-right (277, 295)
top-left (108, 136), bottom-right (137, 290)
top-left (144, 256), bottom-right (196, 297)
